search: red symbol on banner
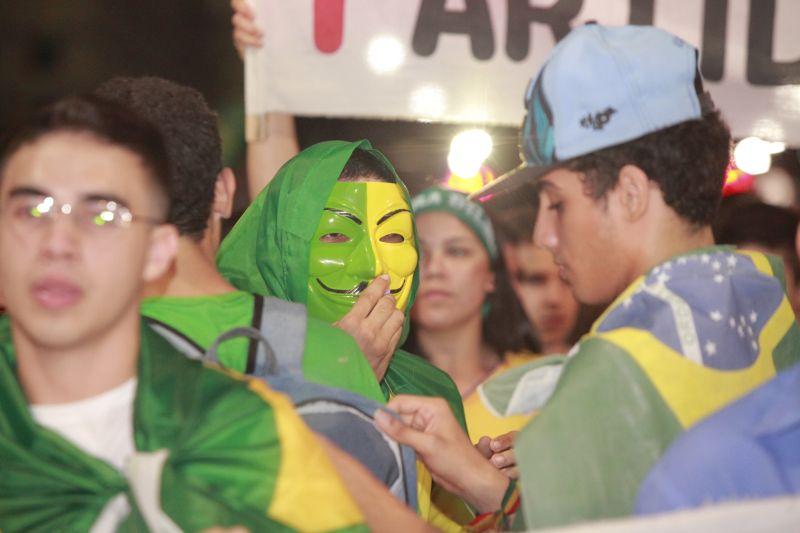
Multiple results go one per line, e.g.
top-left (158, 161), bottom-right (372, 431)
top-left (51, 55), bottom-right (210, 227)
top-left (314, 0), bottom-right (345, 54)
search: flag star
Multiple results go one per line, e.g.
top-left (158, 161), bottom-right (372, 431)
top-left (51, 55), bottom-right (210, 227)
top-left (704, 341), bottom-right (717, 356)
top-left (727, 255), bottom-right (738, 267)
top-left (738, 325), bottom-right (745, 337)
top-left (714, 274), bottom-right (725, 283)
top-left (709, 310), bottom-right (723, 322)
top-left (729, 317), bottom-right (736, 328)
top-left (740, 315), bottom-right (747, 325)
top-left (751, 340), bottom-right (758, 351)
top-left (677, 257), bottom-right (688, 265)
top-left (750, 311), bottom-right (758, 323)
top-left (623, 298), bottom-right (633, 309)
top-left (657, 272), bottom-right (670, 284)
top-left (712, 260), bottom-right (721, 271)
top-left (747, 326), bottom-right (754, 336)
top-left (701, 254), bottom-right (711, 264)
top-left (663, 261), bottom-right (672, 269)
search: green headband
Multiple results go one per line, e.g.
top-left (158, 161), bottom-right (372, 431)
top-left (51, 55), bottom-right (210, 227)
top-left (411, 187), bottom-right (498, 260)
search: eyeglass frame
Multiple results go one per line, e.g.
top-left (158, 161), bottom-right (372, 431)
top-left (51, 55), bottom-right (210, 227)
top-left (0, 188), bottom-right (165, 233)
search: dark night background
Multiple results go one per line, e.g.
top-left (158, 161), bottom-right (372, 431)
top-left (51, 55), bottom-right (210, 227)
top-left (0, 1), bottom-right (522, 216)
top-left (1, 1), bottom-right (797, 216)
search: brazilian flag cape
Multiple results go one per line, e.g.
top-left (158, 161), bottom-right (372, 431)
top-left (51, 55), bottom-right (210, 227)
top-left (497, 246), bottom-right (800, 529)
top-left (141, 291), bottom-right (385, 403)
top-left (216, 140), bottom-right (466, 427)
top-left (0, 321), bottom-right (366, 532)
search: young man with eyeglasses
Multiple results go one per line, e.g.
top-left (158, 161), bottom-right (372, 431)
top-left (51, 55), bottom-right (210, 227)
top-left (0, 94), bottom-right (371, 531)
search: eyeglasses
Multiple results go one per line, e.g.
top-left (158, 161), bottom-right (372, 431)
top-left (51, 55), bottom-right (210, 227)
top-left (2, 194), bottom-right (163, 234)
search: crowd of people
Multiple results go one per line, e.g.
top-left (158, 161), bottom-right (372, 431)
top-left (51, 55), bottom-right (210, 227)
top-left (1, 10), bottom-right (799, 533)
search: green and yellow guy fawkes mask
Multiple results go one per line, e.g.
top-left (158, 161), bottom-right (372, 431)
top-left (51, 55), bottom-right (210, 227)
top-left (308, 181), bottom-right (417, 323)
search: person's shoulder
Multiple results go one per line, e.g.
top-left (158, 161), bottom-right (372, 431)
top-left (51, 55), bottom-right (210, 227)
top-left (306, 315), bottom-right (361, 352)
top-left (390, 349), bottom-right (455, 384)
top-left (387, 350), bottom-right (463, 400)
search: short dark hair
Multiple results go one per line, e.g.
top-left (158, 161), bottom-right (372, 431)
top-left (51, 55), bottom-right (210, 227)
top-left (565, 110), bottom-right (731, 228)
top-left (95, 77), bottom-right (222, 239)
top-left (338, 148), bottom-right (397, 183)
top-left (0, 94), bottom-right (171, 216)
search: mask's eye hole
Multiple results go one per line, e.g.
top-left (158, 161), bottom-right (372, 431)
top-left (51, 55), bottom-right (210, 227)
top-left (380, 233), bottom-right (405, 244)
top-left (320, 233), bottom-right (351, 243)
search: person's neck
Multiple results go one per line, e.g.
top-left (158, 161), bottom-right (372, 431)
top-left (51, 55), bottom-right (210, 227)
top-left (418, 314), bottom-right (500, 396)
top-left (14, 308), bottom-right (141, 405)
top-left (144, 235), bottom-right (236, 298)
top-left (540, 339), bottom-right (572, 355)
top-left (636, 223), bottom-right (715, 278)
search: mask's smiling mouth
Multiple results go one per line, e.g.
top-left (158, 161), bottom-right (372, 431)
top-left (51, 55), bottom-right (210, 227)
top-left (316, 278), bottom-right (406, 296)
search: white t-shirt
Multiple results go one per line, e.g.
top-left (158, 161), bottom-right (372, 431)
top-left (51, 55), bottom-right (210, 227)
top-left (31, 378), bottom-right (137, 532)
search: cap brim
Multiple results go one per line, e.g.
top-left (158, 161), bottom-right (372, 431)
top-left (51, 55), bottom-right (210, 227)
top-left (468, 163), bottom-right (554, 204)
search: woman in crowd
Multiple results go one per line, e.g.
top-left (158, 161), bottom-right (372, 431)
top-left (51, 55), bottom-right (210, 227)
top-left (405, 187), bottom-right (537, 444)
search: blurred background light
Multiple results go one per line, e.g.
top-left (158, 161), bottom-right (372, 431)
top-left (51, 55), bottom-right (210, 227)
top-left (367, 35), bottom-right (405, 74)
top-left (447, 128), bottom-right (493, 178)
top-left (733, 137), bottom-right (773, 175)
top-left (409, 84), bottom-right (447, 120)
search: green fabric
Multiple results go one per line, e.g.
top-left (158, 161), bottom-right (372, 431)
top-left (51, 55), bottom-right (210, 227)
top-left (381, 349), bottom-right (467, 431)
top-left (141, 291), bottom-right (384, 403)
top-left (217, 140), bottom-right (465, 427)
top-left (0, 322), bottom-right (365, 532)
top-left (480, 355), bottom-right (565, 415)
top-left (773, 320), bottom-right (800, 372)
top-left (513, 338), bottom-right (683, 530)
top-left (411, 187), bottom-right (498, 260)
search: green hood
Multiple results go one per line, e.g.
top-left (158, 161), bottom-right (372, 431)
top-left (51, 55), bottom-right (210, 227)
top-left (217, 139), bottom-right (420, 336)
top-left (218, 140), bottom-right (466, 430)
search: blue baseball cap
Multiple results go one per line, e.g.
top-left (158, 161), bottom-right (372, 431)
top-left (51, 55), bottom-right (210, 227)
top-left (472, 23), bottom-right (715, 200)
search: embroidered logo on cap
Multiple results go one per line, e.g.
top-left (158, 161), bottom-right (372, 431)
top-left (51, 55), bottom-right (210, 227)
top-left (580, 107), bottom-right (617, 130)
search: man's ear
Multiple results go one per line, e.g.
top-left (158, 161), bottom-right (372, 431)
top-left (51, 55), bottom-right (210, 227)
top-left (143, 224), bottom-right (179, 282)
top-left (213, 167), bottom-right (237, 219)
top-left (615, 164), bottom-right (651, 222)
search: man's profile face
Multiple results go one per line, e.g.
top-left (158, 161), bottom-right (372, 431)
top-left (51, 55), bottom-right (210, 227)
top-left (307, 181), bottom-right (417, 323)
top-left (533, 167), bottom-right (631, 306)
top-left (0, 131), bottom-right (173, 349)
top-left (503, 240), bottom-right (579, 352)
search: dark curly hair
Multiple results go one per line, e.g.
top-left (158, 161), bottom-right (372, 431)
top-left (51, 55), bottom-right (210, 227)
top-left (0, 94), bottom-right (171, 217)
top-left (565, 110), bottom-right (731, 228)
top-left (95, 76), bottom-right (222, 239)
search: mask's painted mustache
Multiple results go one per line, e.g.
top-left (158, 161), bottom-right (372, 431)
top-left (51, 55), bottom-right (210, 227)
top-left (316, 279), bottom-right (406, 296)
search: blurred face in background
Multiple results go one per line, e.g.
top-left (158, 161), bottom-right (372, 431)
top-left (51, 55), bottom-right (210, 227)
top-left (503, 240), bottom-right (579, 353)
top-left (412, 211), bottom-right (495, 332)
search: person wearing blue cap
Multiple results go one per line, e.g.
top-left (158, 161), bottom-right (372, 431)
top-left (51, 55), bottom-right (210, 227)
top-left (377, 23), bottom-right (800, 529)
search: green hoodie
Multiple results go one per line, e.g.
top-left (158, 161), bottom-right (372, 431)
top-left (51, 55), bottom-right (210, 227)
top-left (217, 140), bottom-right (466, 429)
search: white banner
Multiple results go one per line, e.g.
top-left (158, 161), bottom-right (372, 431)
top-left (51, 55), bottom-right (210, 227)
top-left (246, 0), bottom-right (800, 144)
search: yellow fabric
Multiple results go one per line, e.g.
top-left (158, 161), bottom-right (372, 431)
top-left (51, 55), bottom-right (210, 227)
top-left (365, 182), bottom-right (417, 311)
top-left (594, 297), bottom-right (794, 429)
top-left (247, 380), bottom-right (365, 532)
top-left (463, 352), bottom-right (537, 443)
top-left (416, 461), bottom-right (465, 531)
